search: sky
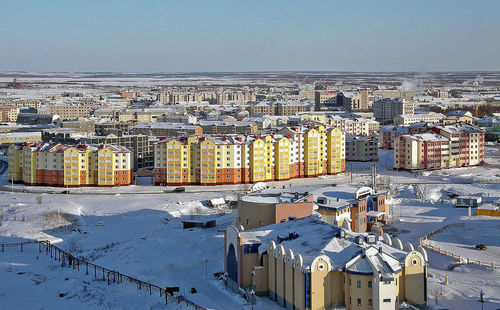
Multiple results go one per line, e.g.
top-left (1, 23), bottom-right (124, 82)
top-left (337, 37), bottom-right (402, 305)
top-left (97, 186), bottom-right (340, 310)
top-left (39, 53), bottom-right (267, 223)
top-left (1, 0), bottom-right (500, 73)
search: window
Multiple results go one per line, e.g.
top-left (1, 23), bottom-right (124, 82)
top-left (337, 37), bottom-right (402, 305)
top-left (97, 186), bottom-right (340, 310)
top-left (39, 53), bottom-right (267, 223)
top-left (369, 299), bottom-right (372, 307)
top-left (368, 280), bottom-right (372, 288)
top-left (357, 280), bottom-right (361, 288)
top-left (357, 298), bottom-right (361, 307)
top-left (383, 299), bottom-right (391, 303)
top-left (246, 219), bottom-right (250, 225)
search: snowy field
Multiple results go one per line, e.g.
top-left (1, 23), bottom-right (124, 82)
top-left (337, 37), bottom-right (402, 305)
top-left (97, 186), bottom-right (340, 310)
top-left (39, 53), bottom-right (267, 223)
top-left (0, 147), bottom-right (499, 309)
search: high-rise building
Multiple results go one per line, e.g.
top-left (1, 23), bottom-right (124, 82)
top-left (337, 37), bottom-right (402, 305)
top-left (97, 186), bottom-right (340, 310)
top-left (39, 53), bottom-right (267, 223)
top-left (154, 126), bottom-right (345, 186)
top-left (372, 99), bottom-right (414, 125)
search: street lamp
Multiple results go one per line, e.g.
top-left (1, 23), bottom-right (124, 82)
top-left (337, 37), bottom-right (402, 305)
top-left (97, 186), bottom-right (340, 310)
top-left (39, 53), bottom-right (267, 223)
top-left (250, 289), bottom-right (255, 310)
top-left (223, 272), bottom-right (228, 290)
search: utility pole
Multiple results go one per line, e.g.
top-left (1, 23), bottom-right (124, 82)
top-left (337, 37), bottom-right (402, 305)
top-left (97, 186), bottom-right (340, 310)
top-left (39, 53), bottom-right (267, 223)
top-left (478, 290), bottom-right (485, 310)
top-left (350, 162), bottom-right (353, 184)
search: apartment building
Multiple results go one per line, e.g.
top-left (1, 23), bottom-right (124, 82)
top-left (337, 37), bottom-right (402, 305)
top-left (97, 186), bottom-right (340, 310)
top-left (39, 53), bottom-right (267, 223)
top-left (298, 89), bottom-right (316, 101)
top-left (17, 113), bottom-right (57, 125)
top-left (380, 126), bottom-right (409, 149)
top-left (0, 105), bottom-right (20, 122)
top-left (0, 132), bottom-right (41, 146)
top-left (117, 109), bottom-right (167, 123)
top-left (121, 90), bottom-right (139, 99)
top-left (2, 101), bottom-right (42, 110)
top-left (276, 102), bottom-right (314, 116)
top-left (373, 99), bottom-right (414, 125)
top-left (250, 101), bottom-right (314, 117)
top-left (8, 143), bottom-right (133, 186)
top-left (80, 134), bottom-right (152, 169)
top-left (199, 120), bottom-right (257, 135)
top-left (394, 112), bottom-right (444, 126)
top-left (345, 135), bottom-right (379, 162)
top-left (432, 124), bottom-right (485, 167)
top-left (62, 121), bottom-right (95, 135)
top-left (157, 113), bottom-right (197, 124)
top-left (94, 122), bottom-right (130, 136)
top-left (154, 126), bottom-right (345, 186)
top-left (342, 89), bottom-right (369, 112)
top-left (41, 128), bottom-right (89, 145)
top-left (373, 89), bottom-right (415, 101)
top-left (131, 122), bottom-right (202, 137)
top-left (315, 90), bottom-right (338, 111)
top-left (393, 124), bottom-right (484, 170)
top-left (39, 104), bottom-right (103, 121)
top-left (224, 216), bottom-right (427, 310)
top-left (327, 116), bottom-right (379, 136)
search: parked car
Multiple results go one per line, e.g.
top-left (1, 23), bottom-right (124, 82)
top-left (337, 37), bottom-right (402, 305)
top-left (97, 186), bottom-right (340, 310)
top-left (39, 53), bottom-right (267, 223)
top-left (173, 187), bottom-right (185, 193)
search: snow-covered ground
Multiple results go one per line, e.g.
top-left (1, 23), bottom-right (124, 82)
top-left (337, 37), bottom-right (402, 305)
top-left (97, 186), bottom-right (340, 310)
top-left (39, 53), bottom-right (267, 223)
top-left (0, 147), bottom-right (499, 309)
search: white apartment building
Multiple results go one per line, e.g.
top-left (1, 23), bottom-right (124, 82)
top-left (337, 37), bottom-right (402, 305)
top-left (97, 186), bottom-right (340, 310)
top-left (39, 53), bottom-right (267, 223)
top-left (394, 112), bottom-right (444, 126)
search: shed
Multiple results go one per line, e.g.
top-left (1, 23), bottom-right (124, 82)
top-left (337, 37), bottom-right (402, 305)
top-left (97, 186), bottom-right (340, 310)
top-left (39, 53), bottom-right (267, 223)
top-left (455, 196), bottom-right (482, 208)
top-left (182, 217), bottom-right (217, 229)
top-left (208, 198), bottom-right (226, 208)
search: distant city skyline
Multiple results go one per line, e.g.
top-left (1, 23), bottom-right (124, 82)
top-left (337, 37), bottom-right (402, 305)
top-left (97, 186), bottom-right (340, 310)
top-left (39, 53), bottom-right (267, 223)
top-left (1, 0), bottom-right (499, 73)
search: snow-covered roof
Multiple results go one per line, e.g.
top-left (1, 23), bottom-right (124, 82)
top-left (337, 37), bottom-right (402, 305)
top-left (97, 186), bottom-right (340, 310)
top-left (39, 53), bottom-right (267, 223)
top-left (240, 192), bottom-right (310, 204)
top-left (238, 216), bottom-right (408, 270)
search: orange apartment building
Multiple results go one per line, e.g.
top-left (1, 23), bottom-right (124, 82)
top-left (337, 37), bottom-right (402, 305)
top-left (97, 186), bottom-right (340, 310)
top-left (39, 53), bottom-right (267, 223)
top-left (8, 143), bottom-right (133, 187)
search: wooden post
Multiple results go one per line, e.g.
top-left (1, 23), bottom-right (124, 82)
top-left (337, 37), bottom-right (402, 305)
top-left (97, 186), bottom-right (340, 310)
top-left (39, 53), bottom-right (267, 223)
top-left (38, 242), bottom-right (41, 253)
top-left (107, 272), bottom-right (110, 285)
top-left (20, 242), bottom-right (23, 252)
top-left (86, 262), bottom-right (88, 275)
top-left (102, 268), bottom-right (105, 280)
top-left (150, 284), bottom-right (152, 295)
top-left (77, 259), bottom-right (79, 271)
top-left (94, 265), bottom-right (96, 278)
top-left (165, 288), bottom-right (168, 304)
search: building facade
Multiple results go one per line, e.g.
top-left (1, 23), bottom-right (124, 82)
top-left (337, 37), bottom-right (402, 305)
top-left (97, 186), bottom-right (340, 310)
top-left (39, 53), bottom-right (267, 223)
top-left (394, 112), bottom-right (444, 126)
top-left (0, 105), bottom-right (20, 122)
top-left (224, 217), bottom-right (428, 310)
top-left (131, 122), bottom-right (203, 137)
top-left (372, 99), bottom-right (414, 125)
top-left (154, 126), bottom-right (345, 186)
top-left (345, 136), bottom-right (379, 162)
top-left (236, 192), bottom-right (313, 230)
top-left (8, 143), bottom-right (133, 187)
top-left (394, 124), bottom-right (485, 170)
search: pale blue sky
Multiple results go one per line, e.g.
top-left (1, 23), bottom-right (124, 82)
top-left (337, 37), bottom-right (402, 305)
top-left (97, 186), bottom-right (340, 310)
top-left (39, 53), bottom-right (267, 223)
top-left (1, 0), bottom-right (499, 72)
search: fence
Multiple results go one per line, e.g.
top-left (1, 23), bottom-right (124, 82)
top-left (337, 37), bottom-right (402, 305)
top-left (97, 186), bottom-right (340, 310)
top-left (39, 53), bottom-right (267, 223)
top-left (419, 223), bottom-right (498, 270)
top-left (0, 240), bottom-right (207, 310)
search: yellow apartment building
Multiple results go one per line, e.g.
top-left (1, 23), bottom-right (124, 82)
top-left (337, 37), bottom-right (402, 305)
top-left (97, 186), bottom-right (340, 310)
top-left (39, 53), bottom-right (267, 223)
top-left (154, 126), bottom-right (345, 186)
top-left (8, 143), bottom-right (133, 187)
